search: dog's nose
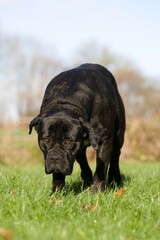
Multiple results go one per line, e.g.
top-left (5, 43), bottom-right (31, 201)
top-left (52, 156), bottom-right (59, 162)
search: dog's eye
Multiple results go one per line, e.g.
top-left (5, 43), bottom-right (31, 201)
top-left (43, 137), bottom-right (51, 144)
top-left (64, 139), bottom-right (73, 145)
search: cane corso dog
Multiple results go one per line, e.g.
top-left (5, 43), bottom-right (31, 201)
top-left (29, 63), bottom-right (125, 193)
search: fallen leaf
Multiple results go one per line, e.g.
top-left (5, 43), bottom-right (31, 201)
top-left (9, 191), bottom-right (16, 195)
top-left (82, 204), bottom-right (98, 211)
top-left (114, 188), bottom-right (125, 197)
top-left (55, 199), bottom-right (63, 205)
top-left (0, 228), bottom-right (13, 240)
top-left (49, 197), bottom-right (63, 205)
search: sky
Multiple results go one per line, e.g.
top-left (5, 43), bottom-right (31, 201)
top-left (0, 0), bottom-right (160, 80)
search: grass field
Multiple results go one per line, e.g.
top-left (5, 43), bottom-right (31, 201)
top-left (0, 163), bottom-right (160, 240)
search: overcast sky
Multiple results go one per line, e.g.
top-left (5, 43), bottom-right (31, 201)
top-left (0, 0), bottom-right (160, 80)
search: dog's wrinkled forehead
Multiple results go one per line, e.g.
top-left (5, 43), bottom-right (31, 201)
top-left (40, 117), bottom-right (81, 139)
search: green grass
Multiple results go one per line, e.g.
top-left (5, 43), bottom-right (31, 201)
top-left (0, 128), bottom-right (42, 167)
top-left (0, 163), bottom-right (160, 240)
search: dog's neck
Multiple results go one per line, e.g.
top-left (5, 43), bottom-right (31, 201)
top-left (40, 99), bottom-right (88, 121)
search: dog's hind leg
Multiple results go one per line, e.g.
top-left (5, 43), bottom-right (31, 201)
top-left (108, 145), bottom-right (121, 187)
top-left (108, 132), bottom-right (123, 187)
top-left (76, 148), bottom-right (93, 189)
top-left (93, 140), bottom-right (113, 193)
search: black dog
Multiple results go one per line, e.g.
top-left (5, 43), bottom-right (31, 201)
top-left (29, 63), bottom-right (125, 193)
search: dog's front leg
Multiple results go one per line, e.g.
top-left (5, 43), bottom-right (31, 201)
top-left (93, 139), bottom-right (113, 193)
top-left (52, 173), bottom-right (65, 193)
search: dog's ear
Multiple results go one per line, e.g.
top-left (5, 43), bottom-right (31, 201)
top-left (29, 116), bottom-right (41, 134)
top-left (79, 118), bottom-right (99, 150)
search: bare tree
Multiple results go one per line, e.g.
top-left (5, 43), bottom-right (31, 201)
top-left (74, 41), bottom-right (116, 69)
top-left (19, 51), bottom-right (63, 116)
top-left (0, 33), bottom-right (63, 124)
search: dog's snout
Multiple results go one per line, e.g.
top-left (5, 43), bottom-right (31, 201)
top-left (52, 156), bottom-right (59, 162)
top-left (45, 148), bottom-right (73, 175)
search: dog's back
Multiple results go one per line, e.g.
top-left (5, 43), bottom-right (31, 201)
top-left (41, 63), bottom-right (118, 113)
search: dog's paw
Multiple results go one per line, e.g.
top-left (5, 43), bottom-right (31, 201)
top-left (52, 180), bottom-right (65, 193)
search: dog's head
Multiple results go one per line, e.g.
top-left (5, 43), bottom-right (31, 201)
top-left (29, 114), bottom-right (98, 175)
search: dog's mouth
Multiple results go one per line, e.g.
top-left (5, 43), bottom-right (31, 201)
top-left (45, 169), bottom-right (73, 175)
top-left (45, 162), bottom-right (73, 175)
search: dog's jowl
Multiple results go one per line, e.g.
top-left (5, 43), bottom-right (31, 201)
top-left (29, 63), bottom-right (125, 193)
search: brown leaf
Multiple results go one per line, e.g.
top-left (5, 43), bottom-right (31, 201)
top-left (9, 191), bottom-right (16, 195)
top-left (114, 188), bottom-right (125, 197)
top-left (0, 228), bottom-right (13, 240)
top-left (82, 204), bottom-right (98, 211)
top-left (49, 196), bottom-right (63, 205)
